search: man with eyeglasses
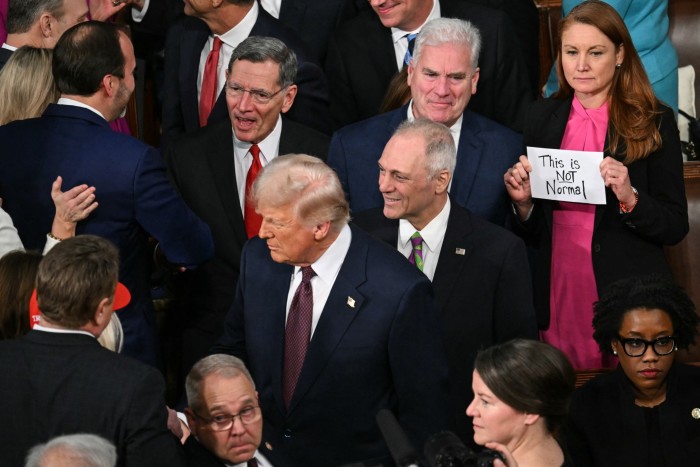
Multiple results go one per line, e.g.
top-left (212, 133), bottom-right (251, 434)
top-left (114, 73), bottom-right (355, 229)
top-left (161, 0), bottom-right (331, 149)
top-left (183, 354), bottom-right (281, 466)
top-left (166, 36), bottom-right (329, 382)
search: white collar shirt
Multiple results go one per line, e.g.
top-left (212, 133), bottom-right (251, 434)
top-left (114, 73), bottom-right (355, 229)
top-left (233, 115), bottom-right (283, 214)
top-left (389, 0), bottom-right (440, 69)
top-left (197, 2), bottom-right (258, 103)
top-left (397, 197), bottom-right (450, 281)
top-left (285, 224), bottom-right (352, 336)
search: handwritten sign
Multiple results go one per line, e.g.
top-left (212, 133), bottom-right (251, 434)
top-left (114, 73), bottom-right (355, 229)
top-left (527, 147), bottom-right (606, 205)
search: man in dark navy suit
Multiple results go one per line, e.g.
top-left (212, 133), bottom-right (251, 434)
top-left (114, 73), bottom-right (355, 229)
top-left (0, 21), bottom-right (214, 367)
top-left (212, 154), bottom-right (449, 466)
top-left (328, 18), bottom-right (522, 227)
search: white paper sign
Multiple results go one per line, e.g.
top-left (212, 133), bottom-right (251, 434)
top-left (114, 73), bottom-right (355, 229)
top-left (527, 146), bottom-right (606, 205)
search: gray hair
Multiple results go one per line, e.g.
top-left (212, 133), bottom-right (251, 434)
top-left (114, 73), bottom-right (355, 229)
top-left (413, 17), bottom-right (481, 72)
top-left (186, 354), bottom-right (255, 413)
top-left (7, 0), bottom-right (64, 34)
top-left (394, 119), bottom-right (456, 178)
top-left (252, 154), bottom-right (350, 232)
top-left (227, 36), bottom-right (298, 88)
top-left (25, 434), bottom-right (117, 467)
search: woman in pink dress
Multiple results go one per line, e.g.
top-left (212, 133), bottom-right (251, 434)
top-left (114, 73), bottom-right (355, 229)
top-left (504, 0), bottom-right (687, 369)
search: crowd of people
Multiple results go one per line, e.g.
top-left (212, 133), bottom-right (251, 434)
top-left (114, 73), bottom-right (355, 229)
top-left (0, 0), bottom-right (695, 466)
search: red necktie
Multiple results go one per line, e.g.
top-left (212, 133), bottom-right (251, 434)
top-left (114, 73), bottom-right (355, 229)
top-left (282, 266), bottom-right (315, 409)
top-left (244, 144), bottom-right (263, 238)
top-left (199, 36), bottom-right (222, 127)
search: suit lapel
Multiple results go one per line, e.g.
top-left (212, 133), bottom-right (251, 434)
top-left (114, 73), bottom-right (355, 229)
top-left (286, 227), bottom-right (367, 413)
top-left (432, 205), bottom-right (474, 312)
top-left (207, 123), bottom-right (248, 243)
top-left (182, 21), bottom-right (210, 130)
top-left (269, 262), bottom-right (295, 413)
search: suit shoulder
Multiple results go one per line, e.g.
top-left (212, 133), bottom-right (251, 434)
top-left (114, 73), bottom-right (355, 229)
top-left (333, 9), bottom-right (385, 40)
top-left (467, 210), bottom-right (524, 245)
top-left (351, 207), bottom-right (387, 230)
top-left (353, 226), bottom-right (428, 283)
top-left (466, 110), bottom-right (520, 140)
top-left (282, 118), bottom-right (331, 150)
top-left (334, 108), bottom-right (400, 140)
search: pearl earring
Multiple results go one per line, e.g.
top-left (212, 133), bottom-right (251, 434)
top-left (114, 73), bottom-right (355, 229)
top-left (616, 63), bottom-right (622, 68)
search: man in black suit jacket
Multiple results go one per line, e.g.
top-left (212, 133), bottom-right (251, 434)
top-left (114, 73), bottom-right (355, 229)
top-left (211, 154), bottom-right (449, 466)
top-left (258, 0), bottom-right (362, 64)
top-left (162, 0), bottom-right (331, 146)
top-left (325, 0), bottom-right (532, 131)
top-left (353, 119), bottom-right (537, 442)
top-left (166, 36), bottom-right (329, 377)
top-left (182, 354), bottom-right (283, 466)
top-left (0, 236), bottom-right (183, 467)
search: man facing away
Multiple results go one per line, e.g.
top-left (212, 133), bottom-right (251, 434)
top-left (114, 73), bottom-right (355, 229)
top-left (0, 235), bottom-right (183, 467)
top-left (0, 21), bottom-right (214, 368)
top-left (211, 154), bottom-right (449, 466)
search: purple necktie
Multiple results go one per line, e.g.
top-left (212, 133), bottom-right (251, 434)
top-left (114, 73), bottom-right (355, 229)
top-left (283, 266), bottom-right (315, 409)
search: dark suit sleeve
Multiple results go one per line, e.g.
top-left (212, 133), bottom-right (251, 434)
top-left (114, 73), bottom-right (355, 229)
top-left (133, 146), bottom-right (214, 268)
top-left (389, 277), bottom-right (450, 450)
top-left (209, 243), bottom-right (250, 363)
top-left (492, 236), bottom-right (538, 341)
top-left (162, 21), bottom-right (187, 138)
top-left (326, 131), bottom-right (352, 202)
top-left (124, 369), bottom-right (184, 467)
top-left (620, 106), bottom-right (688, 245)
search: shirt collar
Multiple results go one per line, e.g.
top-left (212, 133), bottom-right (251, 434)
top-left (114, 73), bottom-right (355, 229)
top-left (57, 97), bottom-right (106, 120)
top-left (218, 1), bottom-right (258, 48)
top-left (233, 115), bottom-right (282, 163)
top-left (398, 197), bottom-right (450, 251)
top-left (390, 0), bottom-right (440, 44)
top-left (1, 42), bottom-right (17, 52)
top-left (33, 324), bottom-right (96, 339)
top-left (406, 100), bottom-right (463, 141)
top-left (295, 224), bottom-right (351, 288)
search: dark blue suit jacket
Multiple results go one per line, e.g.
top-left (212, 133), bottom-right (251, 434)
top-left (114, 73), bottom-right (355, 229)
top-left (212, 226), bottom-right (449, 467)
top-left (327, 105), bottom-right (522, 226)
top-left (0, 104), bottom-right (214, 366)
top-left (162, 8), bottom-right (331, 143)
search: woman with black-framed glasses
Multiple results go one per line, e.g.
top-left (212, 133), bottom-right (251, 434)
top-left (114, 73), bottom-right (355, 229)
top-left (564, 274), bottom-right (700, 466)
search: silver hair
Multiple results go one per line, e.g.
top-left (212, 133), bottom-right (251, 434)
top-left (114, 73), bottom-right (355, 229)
top-left (25, 434), bottom-right (117, 467)
top-left (394, 119), bottom-right (456, 178)
top-left (186, 354), bottom-right (255, 413)
top-left (7, 0), bottom-right (64, 34)
top-left (412, 17), bottom-right (482, 72)
top-left (251, 154), bottom-right (350, 232)
top-left (227, 36), bottom-right (298, 88)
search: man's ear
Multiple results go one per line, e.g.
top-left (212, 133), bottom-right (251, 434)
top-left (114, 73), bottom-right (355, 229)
top-left (184, 408), bottom-right (198, 436)
top-left (313, 221), bottom-right (332, 241)
top-left (280, 84), bottom-right (298, 114)
top-left (102, 75), bottom-right (117, 97)
top-left (434, 170), bottom-right (451, 194)
top-left (92, 297), bottom-right (112, 327)
top-left (39, 13), bottom-right (53, 38)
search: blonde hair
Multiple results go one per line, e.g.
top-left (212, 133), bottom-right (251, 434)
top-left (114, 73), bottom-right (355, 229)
top-left (0, 47), bottom-right (59, 125)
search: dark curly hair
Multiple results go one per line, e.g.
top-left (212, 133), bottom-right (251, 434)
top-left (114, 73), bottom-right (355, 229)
top-left (593, 274), bottom-right (698, 354)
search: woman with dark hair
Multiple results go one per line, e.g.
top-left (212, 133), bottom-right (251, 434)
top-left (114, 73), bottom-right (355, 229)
top-left (504, 0), bottom-right (687, 369)
top-left (0, 250), bottom-right (42, 339)
top-left (566, 274), bottom-right (700, 466)
top-left (467, 339), bottom-right (575, 466)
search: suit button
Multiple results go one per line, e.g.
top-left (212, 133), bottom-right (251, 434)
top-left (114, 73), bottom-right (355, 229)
top-left (593, 244), bottom-right (601, 253)
top-left (284, 429), bottom-right (293, 438)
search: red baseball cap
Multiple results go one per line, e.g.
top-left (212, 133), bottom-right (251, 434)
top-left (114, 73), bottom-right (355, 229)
top-left (29, 282), bottom-right (131, 328)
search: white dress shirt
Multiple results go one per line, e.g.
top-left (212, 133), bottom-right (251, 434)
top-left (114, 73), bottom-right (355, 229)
top-left (285, 224), bottom-right (352, 336)
top-left (233, 116), bottom-right (283, 214)
top-left (197, 2), bottom-right (259, 103)
top-left (389, 0), bottom-right (440, 69)
top-left (397, 197), bottom-right (450, 281)
top-left (259, 0), bottom-right (281, 18)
